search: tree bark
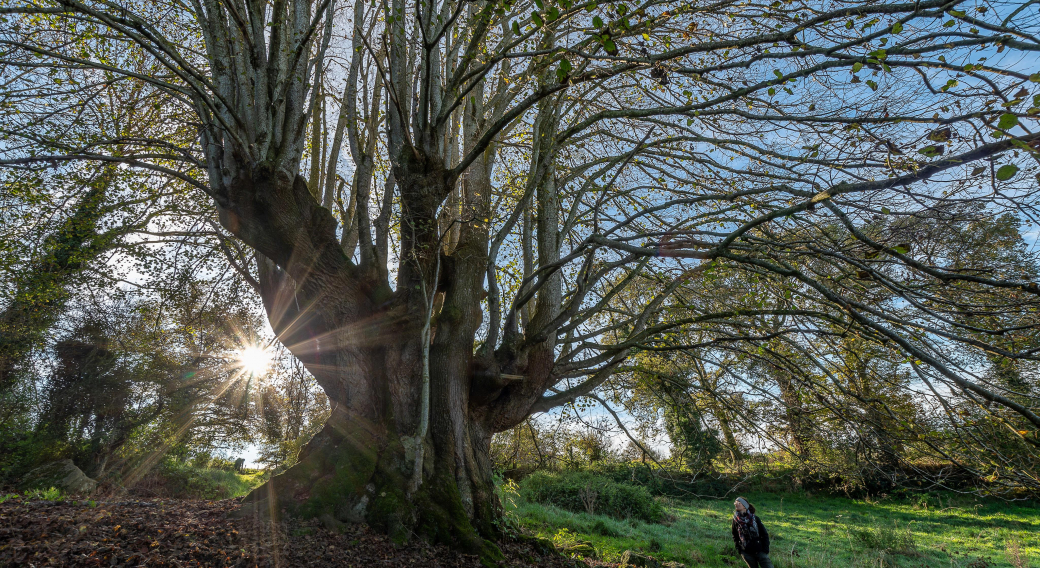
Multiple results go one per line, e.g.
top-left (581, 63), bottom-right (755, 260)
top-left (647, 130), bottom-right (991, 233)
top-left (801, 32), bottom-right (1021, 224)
top-left (229, 162), bottom-right (508, 555)
top-left (774, 369), bottom-right (811, 457)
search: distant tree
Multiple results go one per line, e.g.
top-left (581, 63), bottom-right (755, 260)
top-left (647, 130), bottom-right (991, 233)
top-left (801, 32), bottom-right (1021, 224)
top-left (256, 354), bottom-right (331, 470)
top-left (37, 312), bottom-right (174, 477)
top-left (1, 169), bottom-right (117, 395)
top-left (619, 439), bottom-right (662, 464)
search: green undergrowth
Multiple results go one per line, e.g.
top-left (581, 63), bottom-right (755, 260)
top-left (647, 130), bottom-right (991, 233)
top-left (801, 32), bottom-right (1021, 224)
top-left (519, 470), bottom-right (664, 523)
top-left (502, 483), bottom-right (1040, 567)
top-left (0, 487), bottom-right (66, 504)
top-left (134, 461), bottom-right (267, 500)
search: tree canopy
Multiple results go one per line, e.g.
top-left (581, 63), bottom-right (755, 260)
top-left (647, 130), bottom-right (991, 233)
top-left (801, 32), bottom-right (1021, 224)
top-left (2, 0), bottom-right (1039, 548)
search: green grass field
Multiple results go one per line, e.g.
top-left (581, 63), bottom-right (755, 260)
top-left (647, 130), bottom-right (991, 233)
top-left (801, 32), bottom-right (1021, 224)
top-left (503, 484), bottom-right (1040, 567)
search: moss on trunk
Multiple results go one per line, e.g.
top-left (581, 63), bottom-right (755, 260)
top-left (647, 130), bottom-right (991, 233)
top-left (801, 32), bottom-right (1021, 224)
top-left (237, 405), bottom-right (503, 559)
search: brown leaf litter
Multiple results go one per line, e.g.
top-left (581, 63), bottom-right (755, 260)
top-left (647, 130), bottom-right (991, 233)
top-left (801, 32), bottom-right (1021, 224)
top-left (0, 497), bottom-right (612, 567)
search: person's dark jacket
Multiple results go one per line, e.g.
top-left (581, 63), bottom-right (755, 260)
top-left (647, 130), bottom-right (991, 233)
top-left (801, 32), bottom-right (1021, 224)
top-left (731, 505), bottom-right (770, 555)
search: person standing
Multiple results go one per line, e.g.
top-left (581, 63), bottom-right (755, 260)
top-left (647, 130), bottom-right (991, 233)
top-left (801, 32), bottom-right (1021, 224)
top-left (731, 496), bottom-right (774, 568)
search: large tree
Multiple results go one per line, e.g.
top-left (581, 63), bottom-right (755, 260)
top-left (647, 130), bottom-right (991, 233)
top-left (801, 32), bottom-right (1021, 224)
top-left (2, 0), bottom-right (1040, 550)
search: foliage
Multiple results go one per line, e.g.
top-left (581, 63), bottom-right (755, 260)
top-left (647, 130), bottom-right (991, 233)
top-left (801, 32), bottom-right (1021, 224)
top-left (132, 459), bottom-right (266, 500)
top-left (19, 487), bottom-right (65, 502)
top-left (0, 267), bottom-right (328, 491)
top-left (0, 166), bottom-right (162, 395)
top-left (518, 470), bottom-right (664, 523)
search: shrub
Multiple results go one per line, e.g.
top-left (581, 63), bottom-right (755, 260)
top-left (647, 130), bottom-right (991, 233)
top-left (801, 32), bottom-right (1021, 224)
top-left (519, 471), bottom-right (664, 523)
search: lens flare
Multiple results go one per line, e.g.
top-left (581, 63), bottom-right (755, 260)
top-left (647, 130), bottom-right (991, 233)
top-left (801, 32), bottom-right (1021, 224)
top-left (238, 345), bottom-right (271, 375)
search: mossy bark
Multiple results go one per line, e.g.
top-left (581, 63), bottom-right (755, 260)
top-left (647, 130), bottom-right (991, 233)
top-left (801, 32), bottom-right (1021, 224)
top-left (227, 164), bottom-right (537, 559)
top-left (238, 351), bottom-right (504, 555)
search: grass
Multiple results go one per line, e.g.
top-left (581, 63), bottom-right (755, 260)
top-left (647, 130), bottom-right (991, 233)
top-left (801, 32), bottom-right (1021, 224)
top-left (502, 482), bottom-right (1040, 567)
top-left (131, 462), bottom-right (268, 500)
top-left (184, 466), bottom-right (265, 499)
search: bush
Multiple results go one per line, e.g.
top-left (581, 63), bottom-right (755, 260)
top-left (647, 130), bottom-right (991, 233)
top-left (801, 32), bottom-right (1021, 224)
top-left (519, 471), bottom-right (664, 523)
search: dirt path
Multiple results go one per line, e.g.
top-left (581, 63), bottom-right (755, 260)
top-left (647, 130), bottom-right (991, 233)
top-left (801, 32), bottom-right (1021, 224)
top-left (0, 497), bottom-right (599, 567)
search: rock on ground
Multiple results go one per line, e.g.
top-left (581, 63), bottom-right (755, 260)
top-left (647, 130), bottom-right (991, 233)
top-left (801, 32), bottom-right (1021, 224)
top-left (18, 460), bottom-right (97, 495)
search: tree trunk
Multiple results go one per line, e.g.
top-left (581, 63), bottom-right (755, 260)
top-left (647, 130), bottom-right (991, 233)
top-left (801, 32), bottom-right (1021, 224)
top-left (240, 399), bottom-right (498, 551)
top-left (774, 370), bottom-right (811, 457)
top-left (228, 166), bottom-right (507, 556)
top-left (715, 408), bottom-right (743, 466)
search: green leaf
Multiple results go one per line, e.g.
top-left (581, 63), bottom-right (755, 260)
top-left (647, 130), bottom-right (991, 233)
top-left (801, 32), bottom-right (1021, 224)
top-left (1010, 139), bottom-right (1035, 153)
top-left (532, 11), bottom-right (544, 26)
top-left (1031, 73), bottom-right (1040, 83)
top-left (592, 15), bottom-right (603, 27)
top-left (768, 87), bottom-right (776, 96)
top-left (892, 245), bottom-right (909, 254)
top-left (891, 21), bottom-right (903, 33)
top-left (881, 206), bottom-right (891, 214)
top-left (512, 21), bottom-right (521, 34)
top-left (927, 127), bottom-right (951, 142)
top-left (997, 113), bottom-right (1018, 130)
top-left (773, 69), bottom-right (783, 79)
top-left (866, 79), bottom-right (878, 91)
top-left (917, 145), bottom-right (944, 157)
top-left (845, 19), bottom-right (853, 29)
top-left (852, 62), bottom-right (863, 73)
top-left (970, 166), bottom-right (986, 176)
top-left (996, 164), bottom-right (1019, 181)
top-left (603, 39), bottom-right (617, 54)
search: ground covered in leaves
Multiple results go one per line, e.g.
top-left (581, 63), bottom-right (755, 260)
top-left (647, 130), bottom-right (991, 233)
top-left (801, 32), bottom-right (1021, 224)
top-left (0, 496), bottom-right (606, 568)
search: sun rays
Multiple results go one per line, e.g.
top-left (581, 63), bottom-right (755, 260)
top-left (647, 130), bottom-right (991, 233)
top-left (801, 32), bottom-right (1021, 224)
top-left (237, 345), bottom-right (272, 376)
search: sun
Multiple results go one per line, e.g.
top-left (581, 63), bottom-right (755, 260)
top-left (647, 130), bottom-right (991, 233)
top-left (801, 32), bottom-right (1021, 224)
top-left (237, 345), bottom-right (271, 376)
